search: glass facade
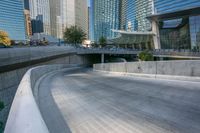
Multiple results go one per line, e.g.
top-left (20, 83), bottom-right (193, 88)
top-left (189, 15), bottom-right (200, 49)
top-left (154, 0), bottom-right (200, 50)
top-left (119, 0), bottom-right (135, 32)
top-left (0, 0), bottom-right (26, 41)
top-left (154, 0), bottom-right (200, 14)
top-left (93, 0), bottom-right (120, 41)
top-left (159, 18), bottom-right (191, 49)
top-left (158, 15), bottom-right (200, 50)
top-left (118, 0), bottom-right (153, 32)
top-left (29, 0), bottom-right (51, 35)
top-left (134, 0), bottom-right (153, 31)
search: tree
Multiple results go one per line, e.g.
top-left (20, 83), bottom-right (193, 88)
top-left (99, 36), bottom-right (107, 47)
top-left (138, 50), bottom-right (154, 61)
top-left (63, 26), bottom-right (86, 45)
top-left (0, 30), bottom-right (11, 46)
top-left (0, 101), bottom-right (4, 133)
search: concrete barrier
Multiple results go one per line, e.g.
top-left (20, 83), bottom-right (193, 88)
top-left (93, 60), bottom-right (200, 81)
top-left (4, 64), bottom-right (80, 133)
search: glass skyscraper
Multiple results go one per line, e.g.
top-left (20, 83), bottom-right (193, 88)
top-left (122, 0), bottom-right (153, 32)
top-left (29, 0), bottom-right (51, 35)
top-left (154, 0), bottom-right (200, 14)
top-left (0, 0), bottom-right (26, 41)
top-left (135, 0), bottom-right (153, 31)
top-left (92, 0), bottom-right (120, 41)
top-left (152, 0), bottom-right (200, 50)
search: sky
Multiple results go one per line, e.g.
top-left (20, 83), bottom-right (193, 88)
top-left (88, 0), bottom-right (90, 7)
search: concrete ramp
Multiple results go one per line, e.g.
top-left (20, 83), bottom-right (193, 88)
top-left (37, 69), bottom-right (200, 133)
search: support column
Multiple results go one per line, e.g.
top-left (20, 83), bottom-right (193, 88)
top-left (101, 54), bottom-right (104, 63)
top-left (152, 20), bottom-right (161, 49)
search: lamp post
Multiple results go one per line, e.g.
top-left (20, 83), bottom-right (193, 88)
top-left (102, 11), bottom-right (105, 37)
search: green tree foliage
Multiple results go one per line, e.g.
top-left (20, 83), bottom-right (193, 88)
top-left (99, 36), bottom-right (107, 47)
top-left (63, 26), bottom-right (86, 45)
top-left (0, 30), bottom-right (11, 46)
top-left (138, 50), bottom-right (154, 61)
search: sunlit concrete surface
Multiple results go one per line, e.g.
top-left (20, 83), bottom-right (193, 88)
top-left (38, 69), bottom-right (200, 133)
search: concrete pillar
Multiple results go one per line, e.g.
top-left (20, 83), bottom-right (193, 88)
top-left (132, 44), bottom-right (135, 50)
top-left (139, 43), bottom-right (142, 50)
top-left (152, 20), bottom-right (161, 49)
top-left (101, 54), bottom-right (104, 63)
top-left (145, 42), bottom-right (149, 50)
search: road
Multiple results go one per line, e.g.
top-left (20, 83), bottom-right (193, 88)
top-left (37, 68), bottom-right (200, 133)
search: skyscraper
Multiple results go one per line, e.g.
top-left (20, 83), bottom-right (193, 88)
top-left (134, 0), bottom-right (153, 31)
top-left (147, 1), bottom-right (200, 49)
top-left (75, 0), bottom-right (89, 38)
top-left (119, 0), bottom-right (135, 31)
top-left (0, 0), bottom-right (26, 41)
top-left (50, 0), bottom-right (88, 39)
top-left (24, 0), bottom-right (29, 10)
top-left (154, 0), bottom-right (200, 14)
top-left (24, 10), bottom-right (32, 37)
top-left (29, 0), bottom-right (51, 35)
top-left (92, 0), bottom-right (120, 41)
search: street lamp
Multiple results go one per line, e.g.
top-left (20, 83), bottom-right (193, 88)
top-left (102, 11), bottom-right (105, 37)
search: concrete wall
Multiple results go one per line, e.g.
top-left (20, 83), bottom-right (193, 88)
top-left (4, 65), bottom-right (80, 133)
top-left (0, 46), bottom-right (76, 67)
top-left (94, 60), bottom-right (200, 78)
top-left (0, 47), bottom-right (89, 125)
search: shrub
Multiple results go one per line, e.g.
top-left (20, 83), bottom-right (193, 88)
top-left (0, 30), bottom-right (11, 46)
top-left (99, 36), bottom-right (107, 47)
top-left (138, 50), bottom-right (154, 61)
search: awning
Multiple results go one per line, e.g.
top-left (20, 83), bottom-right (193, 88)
top-left (110, 30), bottom-right (154, 44)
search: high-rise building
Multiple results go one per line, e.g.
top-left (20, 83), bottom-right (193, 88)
top-left (90, 0), bottom-right (153, 42)
top-left (29, 0), bottom-right (51, 35)
top-left (24, 0), bottom-right (29, 10)
top-left (92, 0), bottom-right (120, 41)
top-left (119, 0), bottom-right (135, 31)
top-left (24, 9), bottom-right (32, 37)
top-left (134, 0), bottom-right (153, 31)
top-left (0, 0), bottom-right (26, 41)
top-left (148, 1), bottom-right (200, 49)
top-left (154, 0), bottom-right (200, 14)
top-left (50, 0), bottom-right (88, 39)
top-left (75, 0), bottom-right (89, 38)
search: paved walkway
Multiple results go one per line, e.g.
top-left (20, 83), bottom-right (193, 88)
top-left (38, 69), bottom-right (200, 133)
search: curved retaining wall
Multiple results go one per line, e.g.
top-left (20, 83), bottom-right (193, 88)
top-left (4, 64), bottom-right (79, 133)
top-left (93, 60), bottom-right (200, 81)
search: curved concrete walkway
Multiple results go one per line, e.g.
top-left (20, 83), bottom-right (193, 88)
top-left (37, 69), bottom-right (200, 133)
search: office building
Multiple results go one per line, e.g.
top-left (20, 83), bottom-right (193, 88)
top-left (49, 0), bottom-right (88, 39)
top-left (24, 9), bottom-right (32, 37)
top-left (31, 15), bottom-right (44, 33)
top-left (148, 3), bottom-right (200, 50)
top-left (134, 0), bottom-right (153, 31)
top-left (154, 0), bottom-right (200, 14)
top-left (24, 0), bottom-right (29, 10)
top-left (0, 0), bottom-right (26, 41)
top-left (92, 0), bottom-right (120, 41)
top-left (29, 0), bottom-right (51, 35)
top-left (75, 0), bottom-right (89, 38)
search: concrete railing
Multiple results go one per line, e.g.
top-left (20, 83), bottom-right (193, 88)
top-left (4, 64), bottom-right (80, 133)
top-left (94, 60), bottom-right (200, 81)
